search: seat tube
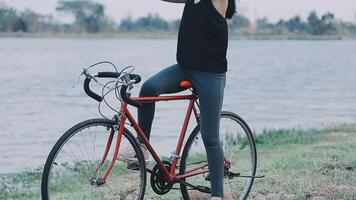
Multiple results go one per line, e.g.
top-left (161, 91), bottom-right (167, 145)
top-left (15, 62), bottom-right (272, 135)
top-left (170, 99), bottom-right (195, 175)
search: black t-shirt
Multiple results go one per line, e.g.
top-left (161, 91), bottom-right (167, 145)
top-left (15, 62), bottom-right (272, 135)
top-left (177, 0), bottom-right (228, 73)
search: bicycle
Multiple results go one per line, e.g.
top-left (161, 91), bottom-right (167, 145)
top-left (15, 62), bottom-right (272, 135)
top-left (41, 63), bottom-right (259, 200)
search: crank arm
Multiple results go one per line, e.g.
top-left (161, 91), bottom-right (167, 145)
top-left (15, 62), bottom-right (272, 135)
top-left (178, 180), bottom-right (211, 194)
top-left (125, 162), bottom-right (154, 174)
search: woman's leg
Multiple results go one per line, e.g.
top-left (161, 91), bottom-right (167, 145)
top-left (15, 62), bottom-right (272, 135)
top-left (187, 69), bottom-right (226, 197)
top-left (138, 64), bottom-right (187, 142)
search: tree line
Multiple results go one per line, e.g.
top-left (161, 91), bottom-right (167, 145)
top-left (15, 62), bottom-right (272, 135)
top-left (1, 1), bottom-right (355, 36)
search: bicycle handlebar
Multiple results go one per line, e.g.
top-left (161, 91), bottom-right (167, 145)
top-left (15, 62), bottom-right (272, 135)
top-left (84, 77), bottom-right (103, 102)
top-left (97, 72), bottom-right (141, 84)
top-left (83, 71), bottom-right (142, 108)
top-left (120, 85), bottom-right (142, 108)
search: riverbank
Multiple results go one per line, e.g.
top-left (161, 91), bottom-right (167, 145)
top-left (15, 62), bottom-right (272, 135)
top-left (1, 123), bottom-right (355, 199)
top-left (250, 124), bottom-right (356, 200)
top-left (1, 31), bottom-right (354, 40)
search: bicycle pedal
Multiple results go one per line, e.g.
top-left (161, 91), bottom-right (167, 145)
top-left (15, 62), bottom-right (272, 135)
top-left (196, 185), bottom-right (211, 193)
top-left (127, 162), bottom-right (140, 170)
top-left (126, 162), bottom-right (149, 171)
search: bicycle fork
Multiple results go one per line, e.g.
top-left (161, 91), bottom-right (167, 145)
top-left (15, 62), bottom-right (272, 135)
top-left (90, 113), bottom-right (126, 186)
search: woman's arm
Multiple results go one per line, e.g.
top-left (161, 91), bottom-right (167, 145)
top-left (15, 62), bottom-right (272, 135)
top-left (161, 0), bottom-right (187, 3)
top-left (212, 0), bottom-right (228, 18)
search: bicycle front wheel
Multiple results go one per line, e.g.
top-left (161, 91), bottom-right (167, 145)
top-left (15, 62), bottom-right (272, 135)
top-left (41, 118), bottom-right (146, 200)
top-left (180, 111), bottom-right (257, 200)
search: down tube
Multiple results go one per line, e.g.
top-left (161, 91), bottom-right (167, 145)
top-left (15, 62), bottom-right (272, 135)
top-left (125, 108), bottom-right (174, 181)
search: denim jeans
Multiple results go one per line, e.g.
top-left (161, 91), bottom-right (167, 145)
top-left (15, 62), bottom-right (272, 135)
top-left (138, 64), bottom-right (226, 197)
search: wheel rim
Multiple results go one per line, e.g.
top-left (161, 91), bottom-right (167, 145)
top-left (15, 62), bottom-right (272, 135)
top-left (181, 113), bottom-right (256, 200)
top-left (220, 114), bottom-right (256, 200)
top-left (44, 122), bottom-right (145, 199)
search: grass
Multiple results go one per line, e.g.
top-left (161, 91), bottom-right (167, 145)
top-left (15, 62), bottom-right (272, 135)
top-left (1, 123), bottom-right (355, 199)
top-left (0, 168), bottom-right (42, 200)
top-left (251, 123), bottom-right (356, 199)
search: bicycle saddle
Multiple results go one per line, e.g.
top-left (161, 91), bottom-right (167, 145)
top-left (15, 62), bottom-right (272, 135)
top-left (180, 80), bottom-right (192, 88)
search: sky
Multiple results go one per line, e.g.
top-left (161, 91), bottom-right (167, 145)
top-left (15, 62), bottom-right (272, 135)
top-left (1, 0), bottom-right (356, 23)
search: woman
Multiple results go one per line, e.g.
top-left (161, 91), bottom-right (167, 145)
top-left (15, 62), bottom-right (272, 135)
top-left (121, 0), bottom-right (236, 199)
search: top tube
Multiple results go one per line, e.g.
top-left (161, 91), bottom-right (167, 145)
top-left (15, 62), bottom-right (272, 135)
top-left (131, 95), bottom-right (197, 103)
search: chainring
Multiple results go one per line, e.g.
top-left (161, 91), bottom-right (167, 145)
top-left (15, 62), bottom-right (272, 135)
top-left (150, 160), bottom-right (174, 195)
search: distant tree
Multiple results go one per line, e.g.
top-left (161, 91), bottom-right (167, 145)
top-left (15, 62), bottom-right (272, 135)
top-left (120, 14), bottom-right (170, 31)
top-left (169, 19), bottom-right (181, 31)
top-left (1, 2), bottom-right (354, 36)
top-left (272, 20), bottom-right (286, 34)
top-left (307, 11), bottom-right (338, 35)
top-left (285, 16), bottom-right (307, 32)
top-left (0, 3), bottom-right (26, 32)
top-left (229, 14), bottom-right (250, 29)
top-left (350, 24), bottom-right (356, 34)
top-left (56, 0), bottom-right (109, 33)
top-left (136, 14), bottom-right (169, 31)
top-left (256, 17), bottom-right (273, 30)
top-left (20, 10), bottom-right (41, 33)
top-left (307, 11), bottom-right (322, 35)
top-left (320, 12), bottom-right (337, 35)
top-left (346, 23), bottom-right (356, 34)
top-left (120, 16), bottom-right (134, 31)
top-left (275, 19), bottom-right (284, 27)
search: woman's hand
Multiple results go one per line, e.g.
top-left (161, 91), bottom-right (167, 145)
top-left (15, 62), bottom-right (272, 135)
top-left (161, 0), bottom-right (187, 3)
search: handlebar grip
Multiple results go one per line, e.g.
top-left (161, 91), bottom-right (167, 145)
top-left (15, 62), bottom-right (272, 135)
top-left (84, 78), bottom-right (103, 102)
top-left (120, 85), bottom-right (142, 108)
top-left (97, 72), bottom-right (120, 78)
top-left (96, 72), bottom-right (141, 84)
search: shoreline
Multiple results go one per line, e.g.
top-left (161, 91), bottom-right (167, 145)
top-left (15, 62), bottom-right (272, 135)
top-left (1, 32), bottom-right (354, 40)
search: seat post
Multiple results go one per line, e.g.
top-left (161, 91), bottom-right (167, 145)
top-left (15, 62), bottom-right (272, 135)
top-left (192, 99), bottom-right (200, 124)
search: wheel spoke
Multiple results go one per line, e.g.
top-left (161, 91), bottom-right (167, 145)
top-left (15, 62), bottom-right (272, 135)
top-left (179, 112), bottom-right (256, 200)
top-left (42, 119), bottom-right (146, 199)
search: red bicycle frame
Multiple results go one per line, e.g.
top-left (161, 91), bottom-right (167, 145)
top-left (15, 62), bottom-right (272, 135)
top-left (96, 93), bottom-right (210, 184)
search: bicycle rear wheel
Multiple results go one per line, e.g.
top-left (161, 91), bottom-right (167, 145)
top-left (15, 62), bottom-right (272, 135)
top-left (41, 118), bottom-right (146, 200)
top-left (180, 111), bottom-right (257, 200)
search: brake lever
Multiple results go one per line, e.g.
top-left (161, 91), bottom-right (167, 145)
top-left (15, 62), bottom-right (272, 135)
top-left (72, 68), bottom-right (86, 88)
top-left (120, 74), bottom-right (135, 89)
top-left (72, 68), bottom-right (100, 88)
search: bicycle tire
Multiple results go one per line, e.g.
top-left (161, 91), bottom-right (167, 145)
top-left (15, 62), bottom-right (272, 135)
top-left (41, 118), bottom-right (147, 200)
top-left (179, 111), bottom-right (257, 200)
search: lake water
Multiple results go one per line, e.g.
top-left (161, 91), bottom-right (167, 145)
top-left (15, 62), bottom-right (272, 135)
top-left (0, 38), bottom-right (356, 174)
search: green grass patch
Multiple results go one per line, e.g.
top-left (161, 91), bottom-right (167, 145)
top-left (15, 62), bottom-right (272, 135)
top-left (1, 123), bottom-right (356, 199)
top-left (254, 128), bottom-right (327, 147)
top-left (251, 124), bottom-right (356, 199)
top-left (0, 168), bottom-right (42, 200)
